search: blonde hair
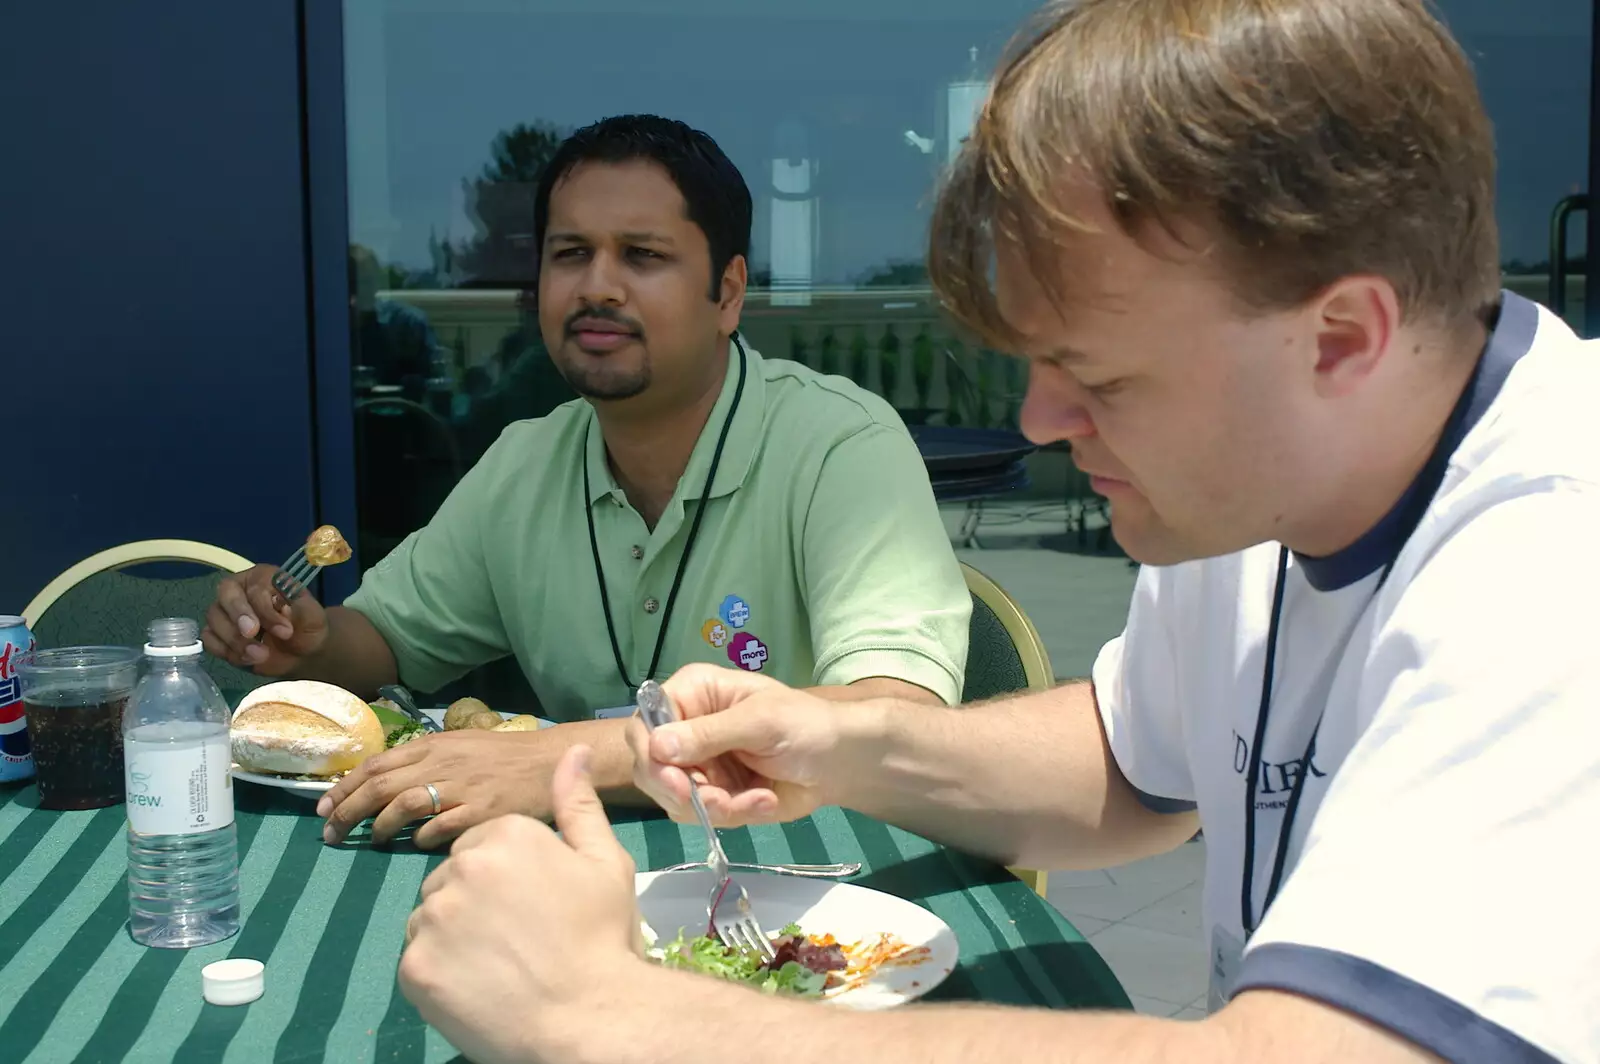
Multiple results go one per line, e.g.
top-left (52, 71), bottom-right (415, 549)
top-left (930, 0), bottom-right (1501, 348)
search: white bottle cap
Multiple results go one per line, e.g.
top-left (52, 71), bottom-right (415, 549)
top-left (201, 958), bottom-right (265, 1006)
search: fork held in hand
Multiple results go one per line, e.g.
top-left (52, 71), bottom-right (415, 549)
top-left (635, 680), bottom-right (776, 962)
top-left (271, 545), bottom-right (322, 604)
top-left (251, 546), bottom-right (324, 645)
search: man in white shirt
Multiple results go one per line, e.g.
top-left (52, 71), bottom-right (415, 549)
top-left (394, 1), bottom-right (1599, 1062)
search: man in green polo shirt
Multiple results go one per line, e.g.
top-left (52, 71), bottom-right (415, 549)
top-left (202, 114), bottom-right (969, 848)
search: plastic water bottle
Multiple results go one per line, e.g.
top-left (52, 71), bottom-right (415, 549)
top-left (123, 617), bottom-right (240, 948)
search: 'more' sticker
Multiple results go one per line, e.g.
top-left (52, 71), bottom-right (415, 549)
top-left (727, 632), bottom-right (769, 672)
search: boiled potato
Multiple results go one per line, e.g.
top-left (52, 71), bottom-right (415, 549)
top-left (303, 525), bottom-right (352, 567)
top-left (465, 710), bottom-right (503, 731)
top-left (444, 697), bottom-right (492, 731)
top-left (491, 714), bottom-right (542, 733)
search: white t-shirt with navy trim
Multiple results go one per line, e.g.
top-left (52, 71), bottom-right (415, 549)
top-left (1093, 292), bottom-right (1600, 1063)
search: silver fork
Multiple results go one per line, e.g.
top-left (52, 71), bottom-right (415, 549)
top-left (635, 680), bottom-right (775, 962)
top-left (376, 684), bottom-right (444, 734)
top-left (251, 545), bottom-right (325, 645)
top-left (270, 544), bottom-right (323, 604)
top-left (659, 860), bottom-right (861, 879)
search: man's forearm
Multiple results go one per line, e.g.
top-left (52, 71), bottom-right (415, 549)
top-left (291, 607), bottom-right (401, 698)
top-left (531, 718), bottom-right (656, 807)
top-left (588, 679), bottom-right (938, 807)
top-left (553, 963), bottom-right (1224, 1064)
top-left (810, 676), bottom-right (944, 706)
top-left (832, 682), bottom-right (1196, 870)
top-left (546, 968), bottom-right (1429, 1064)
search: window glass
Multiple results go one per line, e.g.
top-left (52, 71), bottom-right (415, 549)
top-left (341, 0), bottom-right (1591, 704)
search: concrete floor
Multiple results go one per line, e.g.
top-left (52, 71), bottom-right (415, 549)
top-left (944, 500), bottom-right (1211, 1018)
top-left (1045, 841), bottom-right (1210, 1019)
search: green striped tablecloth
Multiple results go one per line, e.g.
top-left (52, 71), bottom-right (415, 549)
top-left (0, 779), bottom-right (1129, 1064)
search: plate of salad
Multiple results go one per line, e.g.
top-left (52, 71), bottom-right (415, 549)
top-left (635, 869), bottom-right (958, 1009)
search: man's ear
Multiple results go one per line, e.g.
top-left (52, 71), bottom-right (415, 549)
top-left (1309, 276), bottom-right (1399, 398)
top-left (718, 255), bottom-right (748, 336)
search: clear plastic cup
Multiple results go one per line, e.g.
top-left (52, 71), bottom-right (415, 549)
top-left (17, 646), bottom-right (140, 809)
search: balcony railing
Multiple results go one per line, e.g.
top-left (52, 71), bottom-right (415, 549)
top-left (375, 271), bottom-right (1578, 432)
top-left (381, 284), bottom-right (1031, 428)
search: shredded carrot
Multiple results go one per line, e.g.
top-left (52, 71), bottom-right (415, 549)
top-left (815, 932), bottom-right (933, 994)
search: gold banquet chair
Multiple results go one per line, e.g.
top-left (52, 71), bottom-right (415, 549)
top-left (23, 539), bottom-right (265, 697)
top-left (960, 562), bottom-right (1054, 898)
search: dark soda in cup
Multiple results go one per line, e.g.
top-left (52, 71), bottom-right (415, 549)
top-left (16, 647), bottom-right (140, 810)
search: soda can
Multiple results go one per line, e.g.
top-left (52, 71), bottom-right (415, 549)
top-left (0, 615), bottom-right (37, 782)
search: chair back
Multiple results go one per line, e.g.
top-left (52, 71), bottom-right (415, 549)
top-left (959, 562), bottom-right (1055, 898)
top-left (961, 563), bottom-right (1053, 701)
top-left (24, 540), bottom-right (266, 700)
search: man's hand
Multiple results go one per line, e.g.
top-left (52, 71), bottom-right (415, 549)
top-left (318, 729), bottom-right (563, 848)
top-left (202, 563), bottom-right (329, 675)
top-left (399, 747), bottom-right (644, 1064)
top-left (625, 663), bottom-right (878, 827)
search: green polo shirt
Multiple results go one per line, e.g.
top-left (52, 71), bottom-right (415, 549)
top-left (344, 340), bottom-right (969, 721)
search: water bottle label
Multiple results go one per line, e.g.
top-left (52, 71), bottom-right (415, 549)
top-left (125, 739), bottom-right (235, 835)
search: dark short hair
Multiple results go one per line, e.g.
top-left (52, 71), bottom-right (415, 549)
top-left (533, 114), bottom-right (752, 300)
top-left (931, 0), bottom-right (1500, 347)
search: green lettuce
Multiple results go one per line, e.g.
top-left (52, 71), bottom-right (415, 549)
top-left (649, 926), bottom-right (826, 998)
top-left (371, 703), bottom-right (426, 748)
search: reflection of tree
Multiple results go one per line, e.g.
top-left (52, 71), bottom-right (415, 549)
top-left (456, 121), bottom-right (569, 287)
top-left (855, 259), bottom-right (929, 288)
top-left (1504, 257), bottom-right (1568, 273)
top-left (423, 232), bottom-right (460, 288)
top-left (447, 121), bottom-right (581, 461)
top-left (460, 312), bottom-right (577, 464)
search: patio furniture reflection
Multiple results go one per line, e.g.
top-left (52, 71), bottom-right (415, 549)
top-left (355, 394), bottom-right (464, 566)
top-left (911, 425), bottom-right (1037, 548)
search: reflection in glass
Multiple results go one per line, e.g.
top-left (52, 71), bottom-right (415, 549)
top-left (339, 0), bottom-right (1591, 701)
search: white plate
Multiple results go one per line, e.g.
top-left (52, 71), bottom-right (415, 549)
top-left (230, 708), bottom-right (554, 799)
top-left (230, 766), bottom-right (336, 798)
top-left (635, 869), bottom-right (958, 1009)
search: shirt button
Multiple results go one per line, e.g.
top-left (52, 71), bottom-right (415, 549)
top-left (630, 545), bottom-right (644, 560)
top-left (643, 597), bottom-right (660, 614)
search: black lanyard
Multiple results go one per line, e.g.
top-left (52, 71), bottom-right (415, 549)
top-left (582, 335), bottom-right (748, 694)
top-left (1240, 361), bottom-right (1484, 934)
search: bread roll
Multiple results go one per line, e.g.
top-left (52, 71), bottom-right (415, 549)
top-left (232, 680), bottom-right (385, 778)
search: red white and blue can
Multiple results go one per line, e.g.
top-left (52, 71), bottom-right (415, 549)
top-left (0, 615), bottom-right (37, 782)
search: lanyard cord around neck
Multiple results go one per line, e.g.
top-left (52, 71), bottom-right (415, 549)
top-left (1239, 363), bottom-right (1483, 935)
top-left (582, 335), bottom-right (748, 694)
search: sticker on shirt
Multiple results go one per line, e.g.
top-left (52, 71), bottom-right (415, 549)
top-left (718, 595), bottom-right (751, 630)
top-left (701, 619), bottom-right (731, 649)
top-left (727, 632), bottom-right (769, 672)
top-left (1207, 924), bottom-right (1246, 1014)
